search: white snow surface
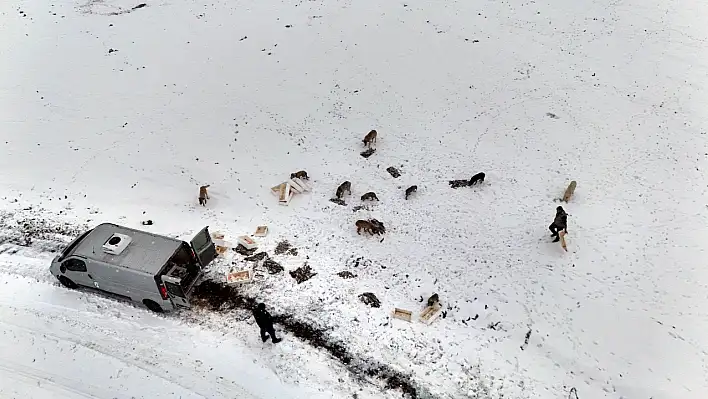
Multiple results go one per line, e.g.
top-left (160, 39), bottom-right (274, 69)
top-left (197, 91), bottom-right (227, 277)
top-left (0, 272), bottom-right (372, 399)
top-left (2, 0), bottom-right (708, 397)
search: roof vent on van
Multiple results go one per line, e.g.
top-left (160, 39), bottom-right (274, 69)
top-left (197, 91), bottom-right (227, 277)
top-left (102, 233), bottom-right (132, 255)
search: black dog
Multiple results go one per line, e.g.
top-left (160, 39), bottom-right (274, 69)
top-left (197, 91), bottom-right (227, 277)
top-left (469, 172), bottom-right (485, 185)
top-left (369, 218), bottom-right (386, 234)
top-left (361, 192), bottom-right (379, 201)
top-left (405, 185), bottom-right (418, 199)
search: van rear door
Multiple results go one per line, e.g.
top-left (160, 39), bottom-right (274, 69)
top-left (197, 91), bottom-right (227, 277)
top-left (189, 226), bottom-right (217, 267)
top-left (161, 271), bottom-right (191, 308)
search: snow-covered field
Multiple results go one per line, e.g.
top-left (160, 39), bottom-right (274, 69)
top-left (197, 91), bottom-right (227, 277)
top-left (2, 0), bottom-right (708, 397)
top-left (0, 270), bottom-right (381, 399)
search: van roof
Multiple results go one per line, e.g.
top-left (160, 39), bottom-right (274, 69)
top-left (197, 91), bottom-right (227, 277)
top-left (70, 223), bottom-right (183, 275)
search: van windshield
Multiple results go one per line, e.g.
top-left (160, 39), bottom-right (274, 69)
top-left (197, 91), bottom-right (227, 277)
top-left (58, 229), bottom-right (93, 261)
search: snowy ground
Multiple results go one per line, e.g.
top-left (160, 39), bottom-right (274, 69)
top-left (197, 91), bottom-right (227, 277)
top-left (0, 271), bottom-right (381, 399)
top-left (2, 0), bottom-right (708, 397)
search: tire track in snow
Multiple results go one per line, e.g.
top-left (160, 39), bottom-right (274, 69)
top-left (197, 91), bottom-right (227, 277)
top-left (0, 360), bottom-right (101, 399)
top-left (0, 312), bottom-right (214, 399)
top-left (0, 273), bottom-right (278, 399)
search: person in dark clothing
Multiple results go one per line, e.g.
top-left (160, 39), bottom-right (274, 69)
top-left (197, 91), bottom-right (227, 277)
top-left (549, 206), bottom-right (568, 242)
top-left (252, 303), bottom-right (281, 343)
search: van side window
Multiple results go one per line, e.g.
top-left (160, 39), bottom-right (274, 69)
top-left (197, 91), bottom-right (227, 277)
top-left (64, 258), bottom-right (87, 272)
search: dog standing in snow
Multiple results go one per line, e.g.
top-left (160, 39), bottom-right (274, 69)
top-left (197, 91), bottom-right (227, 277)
top-left (426, 293), bottom-right (439, 307)
top-left (361, 192), bottom-right (379, 201)
top-left (336, 181), bottom-right (352, 199)
top-left (290, 170), bottom-right (309, 180)
top-left (198, 185), bottom-right (210, 206)
top-left (469, 172), bottom-right (485, 185)
top-left (355, 220), bottom-right (377, 235)
top-left (363, 130), bottom-right (377, 149)
top-left (405, 185), bottom-right (418, 199)
top-left (369, 218), bottom-right (386, 234)
top-left (449, 173), bottom-right (485, 188)
top-left (562, 180), bottom-right (577, 202)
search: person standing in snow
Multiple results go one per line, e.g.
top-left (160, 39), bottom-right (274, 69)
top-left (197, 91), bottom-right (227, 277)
top-left (549, 206), bottom-right (568, 242)
top-left (252, 303), bottom-right (281, 344)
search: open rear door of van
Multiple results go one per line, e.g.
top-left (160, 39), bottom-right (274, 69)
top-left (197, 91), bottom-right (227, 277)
top-left (190, 226), bottom-right (218, 268)
top-left (161, 271), bottom-right (191, 308)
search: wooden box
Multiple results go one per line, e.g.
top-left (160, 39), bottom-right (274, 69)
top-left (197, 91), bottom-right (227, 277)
top-left (392, 308), bottom-right (413, 322)
top-left (226, 270), bottom-right (252, 284)
top-left (237, 235), bottom-right (258, 250)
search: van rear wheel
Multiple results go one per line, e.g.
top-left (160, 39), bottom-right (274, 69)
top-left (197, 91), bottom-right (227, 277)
top-left (143, 299), bottom-right (163, 313)
top-left (58, 276), bottom-right (77, 289)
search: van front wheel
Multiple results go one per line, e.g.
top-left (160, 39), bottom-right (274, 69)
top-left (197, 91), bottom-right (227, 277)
top-left (58, 276), bottom-right (77, 289)
top-left (143, 299), bottom-right (163, 313)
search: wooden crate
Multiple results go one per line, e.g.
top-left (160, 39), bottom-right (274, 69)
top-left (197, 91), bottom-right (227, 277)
top-left (419, 303), bottom-right (442, 325)
top-left (292, 177), bottom-right (311, 192)
top-left (237, 235), bottom-right (258, 250)
top-left (288, 179), bottom-right (304, 193)
top-left (278, 183), bottom-right (294, 205)
top-left (254, 226), bottom-right (268, 237)
top-left (392, 308), bottom-right (413, 322)
top-left (226, 270), bottom-right (252, 284)
top-left (271, 183), bottom-right (285, 195)
top-left (279, 183), bottom-right (291, 201)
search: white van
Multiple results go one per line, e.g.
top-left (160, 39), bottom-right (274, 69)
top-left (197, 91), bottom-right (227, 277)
top-left (49, 222), bottom-right (217, 312)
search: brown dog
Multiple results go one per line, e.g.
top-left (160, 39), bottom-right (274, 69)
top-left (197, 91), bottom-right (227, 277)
top-left (562, 180), bottom-right (577, 202)
top-left (363, 130), bottom-right (377, 148)
top-left (291, 170), bottom-right (309, 180)
top-left (355, 220), bottom-right (377, 235)
top-left (336, 181), bottom-right (352, 199)
top-left (198, 185), bottom-right (210, 206)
